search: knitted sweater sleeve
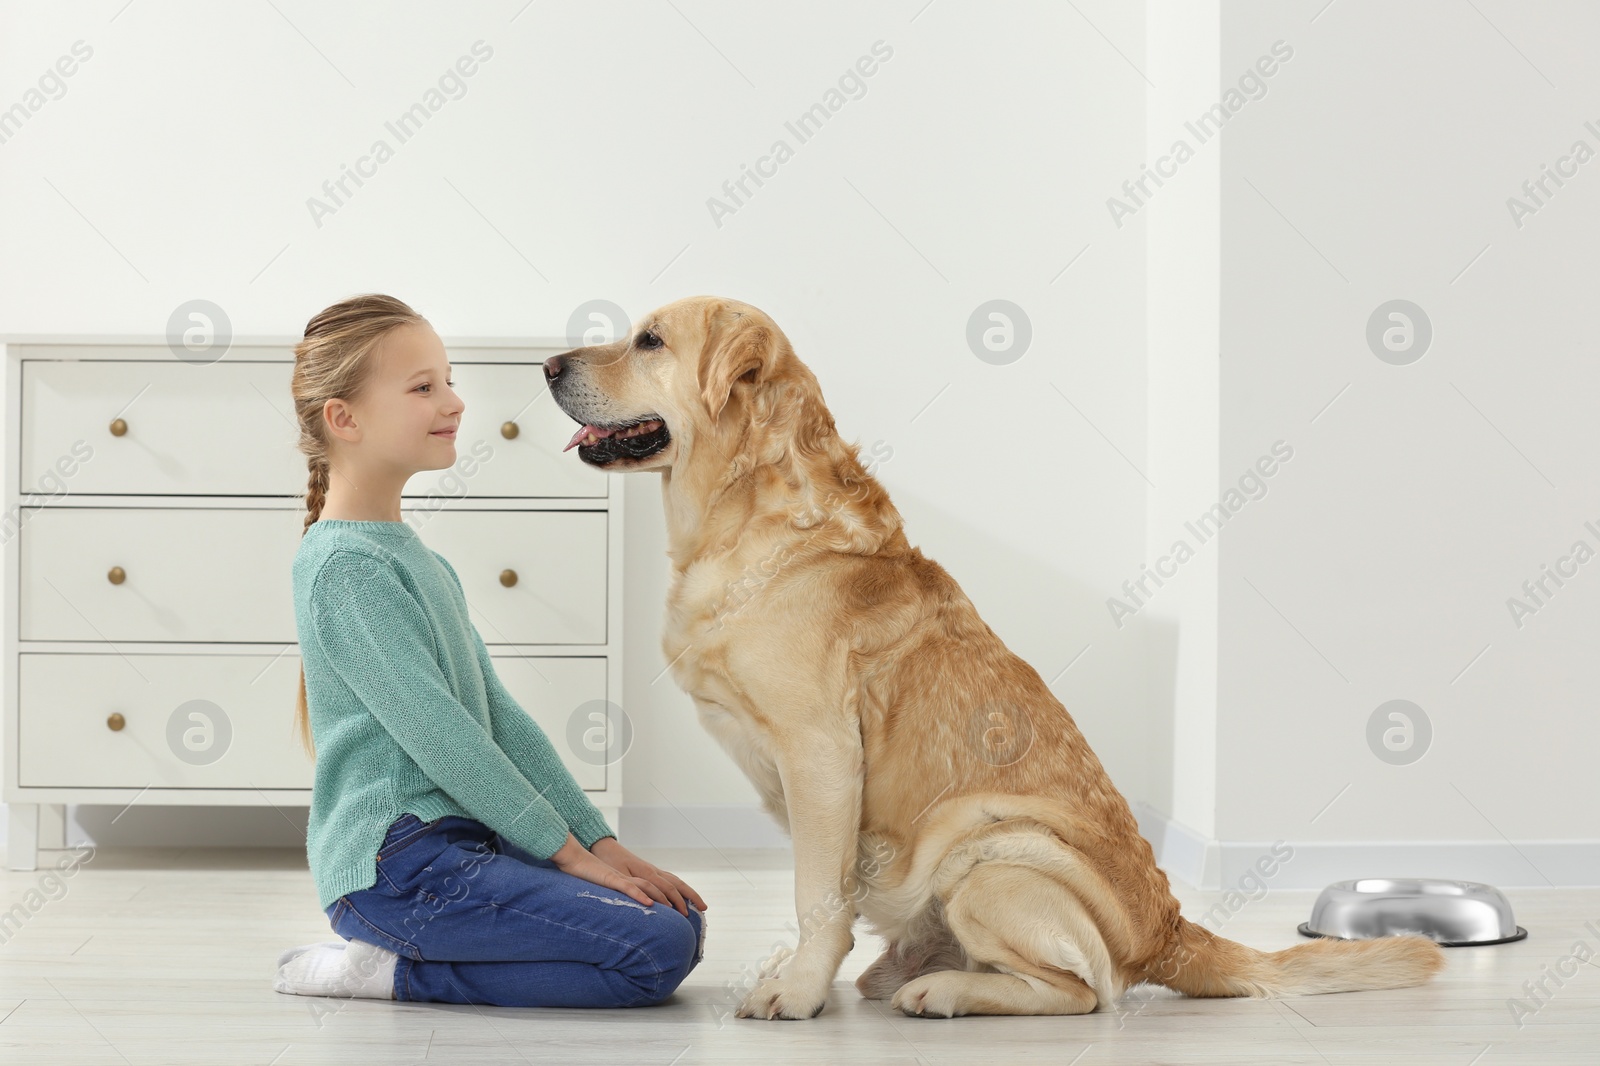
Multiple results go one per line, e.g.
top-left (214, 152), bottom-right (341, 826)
top-left (472, 625), bottom-right (617, 848)
top-left (432, 552), bottom-right (617, 848)
top-left (308, 550), bottom-right (574, 860)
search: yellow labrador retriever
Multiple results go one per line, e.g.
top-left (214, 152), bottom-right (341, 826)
top-left (544, 296), bottom-right (1445, 1019)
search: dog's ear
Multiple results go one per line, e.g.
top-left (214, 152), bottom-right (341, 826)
top-left (699, 306), bottom-right (773, 421)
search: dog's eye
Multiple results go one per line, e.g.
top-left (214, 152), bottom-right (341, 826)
top-left (636, 330), bottom-right (663, 350)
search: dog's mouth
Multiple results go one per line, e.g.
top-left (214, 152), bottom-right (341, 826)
top-left (562, 416), bottom-right (672, 465)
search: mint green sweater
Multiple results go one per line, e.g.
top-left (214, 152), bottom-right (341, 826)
top-left (293, 518), bottom-right (615, 911)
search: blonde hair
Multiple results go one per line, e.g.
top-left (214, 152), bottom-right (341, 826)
top-left (290, 294), bottom-right (426, 758)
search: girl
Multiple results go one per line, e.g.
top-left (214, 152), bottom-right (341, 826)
top-left (274, 294), bottom-right (707, 1007)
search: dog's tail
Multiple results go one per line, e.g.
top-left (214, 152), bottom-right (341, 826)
top-left (1144, 917), bottom-right (1445, 999)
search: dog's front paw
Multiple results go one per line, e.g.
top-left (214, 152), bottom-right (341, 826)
top-left (756, 943), bottom-right (794, 980)
top-left (736, 975), bottom-right (829, 1020)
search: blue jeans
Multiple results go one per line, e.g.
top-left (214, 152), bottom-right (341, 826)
top-left (324, 813), bottom-right (704, 1007)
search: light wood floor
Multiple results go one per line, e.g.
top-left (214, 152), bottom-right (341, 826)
top-left (1, 843), bottom-right (1596, 1064)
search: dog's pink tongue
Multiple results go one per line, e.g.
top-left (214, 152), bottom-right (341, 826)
top-left (564, 424), bottom-right (617, 452)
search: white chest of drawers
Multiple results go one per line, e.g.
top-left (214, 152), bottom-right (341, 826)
top-left (2, 338), bottom-right (624, 870)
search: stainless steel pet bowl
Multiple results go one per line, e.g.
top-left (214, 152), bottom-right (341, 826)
top-left (1297, 878), bottom-right (1527, 947)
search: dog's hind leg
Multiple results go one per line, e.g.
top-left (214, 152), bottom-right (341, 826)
top-left (854, 928), bottom-right (967, 1000)
top-left (891, 861), bottom-right (1117, 1017)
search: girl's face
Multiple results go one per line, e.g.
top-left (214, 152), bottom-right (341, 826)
top-left (334, 321), bottom-right (464, 476)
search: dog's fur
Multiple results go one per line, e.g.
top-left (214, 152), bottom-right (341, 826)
top-left (547, 296), bottom-right (1447, 1019)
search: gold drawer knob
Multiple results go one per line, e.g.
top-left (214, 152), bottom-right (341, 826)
top-left (499, 569), bottom-right (518, 587)
top-left (107, 712), bottom-right (125, 731)
top-left (501, 421), bottom-right (519, 439)
top-left (108, 566), bottom-right (126, 585)
top-left (110, 417), bottom-right (128, 436)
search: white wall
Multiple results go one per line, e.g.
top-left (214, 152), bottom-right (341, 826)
top-left (1209, 0), bottom-right (1600, 885)
top-left (1133, 0), bottom-right (1598, 888)
top-left (4, 1), bottom-right (1591, 887)
top-left (0, 1), bottom-right (1150, 848)
top-left (1142, 0), bottom-right (1222, 845)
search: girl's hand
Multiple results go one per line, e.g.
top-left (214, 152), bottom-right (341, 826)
top-left (591, 836), bottom-right (709, 917)
top-left (548, 834), bottom-right (656, 909)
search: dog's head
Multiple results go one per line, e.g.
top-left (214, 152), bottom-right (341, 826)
top-left (546, 295), bottom-right (807, 473)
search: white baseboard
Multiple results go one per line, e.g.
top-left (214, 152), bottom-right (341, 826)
top-left (1129, 800), bottom-right (1600, 890)
top-left (620, 804), bottom-right (790, 849)
top-left (0, 801), bottom-right (794, 852)
top-left (5, 800), bottom-right (1595, 888)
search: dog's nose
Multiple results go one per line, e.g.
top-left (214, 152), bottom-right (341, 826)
top-left (543, 354), bottom-right (566, 383)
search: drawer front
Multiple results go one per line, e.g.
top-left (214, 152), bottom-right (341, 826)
top-left (18, 651), bottom-right (314, 789)
top-left (488, 655), bottom-right (608, 790)
top-left (20, 507), bottom-right (303, 642)
top-left (20, 507), bottom-right (608, 645)
top-left (22, 360), bottom-right (304, 496)
top-left (21, 356), bottom-right (607, 499)
top-left (18, 652), bottom-right (608, 791)
top-left (408, 510), bottom-right (608, 645)
top-left (402, 362), bottom-right (608, 500)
